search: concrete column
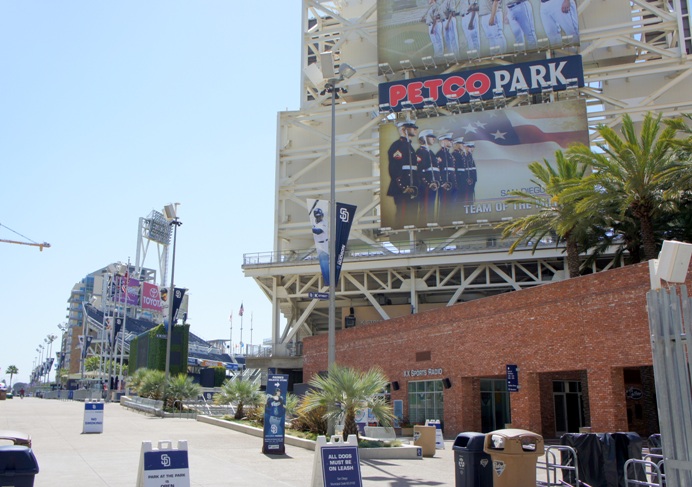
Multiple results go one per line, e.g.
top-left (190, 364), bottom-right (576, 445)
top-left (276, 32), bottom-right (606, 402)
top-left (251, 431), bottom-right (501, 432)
top-left (587, 366), bottom-right (628, 432)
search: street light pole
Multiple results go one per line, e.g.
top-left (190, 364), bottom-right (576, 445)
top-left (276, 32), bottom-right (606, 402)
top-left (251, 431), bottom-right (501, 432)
top-left (164, 205), bottom-right (182, 383)
top-left (325, 60), bottom-right (356, 370)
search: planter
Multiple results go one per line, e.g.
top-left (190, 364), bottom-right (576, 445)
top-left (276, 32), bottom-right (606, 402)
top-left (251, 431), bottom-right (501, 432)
top-left (400, 427), bottom-right (414, 437)
top-left (358, 443), bottom-right (423, 460)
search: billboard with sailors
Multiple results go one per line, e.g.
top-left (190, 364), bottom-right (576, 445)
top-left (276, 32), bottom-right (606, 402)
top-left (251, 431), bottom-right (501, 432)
top-left (377, 0), bottom-right (581, 72)
top-left (379, 98), bottom-right (589, 229)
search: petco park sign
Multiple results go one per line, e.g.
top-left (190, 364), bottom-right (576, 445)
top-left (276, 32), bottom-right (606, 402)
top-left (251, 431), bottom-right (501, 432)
top-left (379, 55), bottom-right (584, 112)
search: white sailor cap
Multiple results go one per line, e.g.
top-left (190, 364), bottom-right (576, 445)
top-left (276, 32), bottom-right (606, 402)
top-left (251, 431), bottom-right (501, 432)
top-left (453, 137), bottom-right (465, 144)
top-left (419, 129), bottom-right (436, 139)
top-left (438, 133), bottom-right (453, 141)
top-left (464, 141), bottom-right (476, 147)
top-left (397, 120), bottom-right (418, 129)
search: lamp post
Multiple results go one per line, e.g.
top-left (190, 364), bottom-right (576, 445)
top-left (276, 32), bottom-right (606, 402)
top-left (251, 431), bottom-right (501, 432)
top-left (163, 204), bottom-right (182, 383)
top-left (36, 345), bottom-right (44, 384)
top-left (45, 334), bottom-right (57, 384)
top-left (324, 59), bottom-right (356, 369)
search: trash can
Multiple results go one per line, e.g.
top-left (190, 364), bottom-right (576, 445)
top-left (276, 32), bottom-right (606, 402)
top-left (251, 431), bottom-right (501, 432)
top-left (453, 432), bottom-right (492, 487)
top-left (0, 445), bottom-right (39, 487)
top-left (483, 429), bottom-right (544, 487)
top-left (413, 425), bottom-right (437, 457)
top-left (0, 390), bottom-right (6, 401)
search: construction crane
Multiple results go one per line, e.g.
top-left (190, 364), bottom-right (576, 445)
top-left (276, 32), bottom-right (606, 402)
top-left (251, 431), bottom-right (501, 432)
top-left (0, 223), bottom-right (50, 251)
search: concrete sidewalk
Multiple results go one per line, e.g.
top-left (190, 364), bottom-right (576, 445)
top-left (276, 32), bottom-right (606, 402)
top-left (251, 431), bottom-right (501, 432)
top-left (0, 397), bottom-right (458, 486)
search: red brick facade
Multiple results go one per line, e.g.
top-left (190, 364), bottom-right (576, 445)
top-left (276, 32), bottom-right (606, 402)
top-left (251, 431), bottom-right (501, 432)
top-left (303, 263), bottom-right (685, 438)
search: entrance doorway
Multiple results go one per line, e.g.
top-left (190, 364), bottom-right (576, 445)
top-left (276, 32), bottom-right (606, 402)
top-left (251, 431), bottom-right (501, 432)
top-left (481, 379), bottom-right (511, 432)
top-left (553, 380), bottom-right (584, 434)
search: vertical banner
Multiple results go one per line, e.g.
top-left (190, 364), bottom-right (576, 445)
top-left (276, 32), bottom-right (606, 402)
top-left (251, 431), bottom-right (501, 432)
top-left (306, 199), bottom-right (357, 286)
top-left (172, 288), bottom-right (186, 323)
top-left (334, 202), bottom-right (357, 285)
top-left (262, 374), bottom-right (289, 454)
top-left (82, 335), bottom-right (93, 359)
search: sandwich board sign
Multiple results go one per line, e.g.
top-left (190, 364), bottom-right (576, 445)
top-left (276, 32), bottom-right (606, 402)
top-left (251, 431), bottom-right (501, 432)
top-left (311, 435), bottom-right (362, 487)
top-left (82, 400), bottom-right (104, 434)
top-left (137, 440), bottom-right (190, 487)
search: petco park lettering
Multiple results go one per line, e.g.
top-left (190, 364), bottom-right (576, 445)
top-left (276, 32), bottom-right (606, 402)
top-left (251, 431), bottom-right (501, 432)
top-left (403, 368), bottom-right (443, 377)
top-left (378, 55), bottom-right (583, 112)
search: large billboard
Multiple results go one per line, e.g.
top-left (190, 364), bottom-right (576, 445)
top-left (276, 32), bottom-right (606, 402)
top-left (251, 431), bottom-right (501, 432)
top-left (380, 98), bottom-right (588, 229)
top-left (378, 0), bottom-right (581, 71)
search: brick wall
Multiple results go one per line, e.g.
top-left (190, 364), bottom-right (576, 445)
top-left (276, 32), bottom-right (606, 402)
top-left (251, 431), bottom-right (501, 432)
top-left (303, 262), bottom-right (688, 437)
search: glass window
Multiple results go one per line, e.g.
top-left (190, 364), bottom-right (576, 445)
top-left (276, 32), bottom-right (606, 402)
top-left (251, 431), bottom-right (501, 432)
top-left (408, 380), bottom-right (444, 424)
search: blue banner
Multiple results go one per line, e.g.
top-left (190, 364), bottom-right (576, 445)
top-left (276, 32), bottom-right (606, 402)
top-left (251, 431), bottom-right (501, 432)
top-left (506, 364), bottom-right (519, 392)
top-left (262, 374), bottom-right (289, 455)
top-left (334, 202), bottom-right (357, 285)
top-left (379, 55), bottom-right (584, 111)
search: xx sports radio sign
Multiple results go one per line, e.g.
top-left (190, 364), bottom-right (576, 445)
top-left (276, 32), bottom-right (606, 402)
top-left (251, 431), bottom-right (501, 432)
top-left (379, 55), bottom-right (584, 111)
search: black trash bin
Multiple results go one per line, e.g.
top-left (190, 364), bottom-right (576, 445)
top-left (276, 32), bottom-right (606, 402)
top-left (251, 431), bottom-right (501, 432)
top-left (0, 445), bottom-right (39, 487)
top-left (453, 432), bottom-right (492, 487)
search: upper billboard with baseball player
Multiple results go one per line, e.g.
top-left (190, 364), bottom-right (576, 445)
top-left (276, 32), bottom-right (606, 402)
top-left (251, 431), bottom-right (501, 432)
top-left (380, 98), bottom-right (588, 229)
top-left (378, 0), bottom-right (580, 71)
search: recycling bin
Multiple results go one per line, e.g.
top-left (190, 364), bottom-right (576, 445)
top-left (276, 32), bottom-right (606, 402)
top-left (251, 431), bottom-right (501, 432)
top-left (483, 429), bottom-right (544, 487)
top-left (413, 425), bottom-right (437, 457)
top-left (453, 432), bottom-right (492, 487)
top-left (0, 445), bottom-right (39, 487)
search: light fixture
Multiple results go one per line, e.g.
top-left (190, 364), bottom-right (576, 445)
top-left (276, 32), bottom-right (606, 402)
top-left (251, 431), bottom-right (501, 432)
top-left (421, 56), bottom-right (436, 70)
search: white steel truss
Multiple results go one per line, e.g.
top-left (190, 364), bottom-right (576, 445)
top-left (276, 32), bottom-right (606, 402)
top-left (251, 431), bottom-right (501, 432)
top-left (244, 0), bottom-right (692, 358)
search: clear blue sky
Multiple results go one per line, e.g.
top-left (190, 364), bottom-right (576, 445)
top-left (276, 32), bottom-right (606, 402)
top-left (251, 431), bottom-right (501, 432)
top-left (0, 2), bottom-right (302, 384)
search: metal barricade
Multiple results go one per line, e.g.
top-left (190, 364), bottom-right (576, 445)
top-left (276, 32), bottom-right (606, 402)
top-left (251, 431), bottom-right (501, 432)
top-left (536, 445), bottom-right (590, 486)
top-left (624, 458), bottom-right (665, 487)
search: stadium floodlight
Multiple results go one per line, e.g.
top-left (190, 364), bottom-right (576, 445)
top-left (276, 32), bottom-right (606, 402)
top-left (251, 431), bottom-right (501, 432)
top-left (144, 210), bottom-right (172, 245)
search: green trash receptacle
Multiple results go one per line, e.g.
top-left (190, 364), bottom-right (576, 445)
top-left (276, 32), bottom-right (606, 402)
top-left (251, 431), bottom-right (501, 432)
top-left (483, 429), bottom-right (543, 487)
top-left (0, 445), bottom-right (39, 487)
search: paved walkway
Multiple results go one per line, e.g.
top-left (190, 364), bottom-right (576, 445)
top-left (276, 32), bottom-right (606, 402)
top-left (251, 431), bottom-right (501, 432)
top-left (0, 397), bottom-right (459, 486)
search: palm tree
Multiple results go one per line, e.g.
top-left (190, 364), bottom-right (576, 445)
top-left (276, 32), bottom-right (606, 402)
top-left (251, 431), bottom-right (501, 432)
top-left (128, 367), bottom-right (150, 395)
top-left (300, 363), bottom-right (396, 441)
top-left (5, 365), bottom-right (18, 387)
top-left (567, 112), bottom-right (679, 260)
top-left (138, 369), bottom-right (166, 401)
top-left (166, 373), bottom-right (202, 411)
top-left (214, 378), bottom-right (263, 420)
top-left (498, 151), bottom-right (590, 277)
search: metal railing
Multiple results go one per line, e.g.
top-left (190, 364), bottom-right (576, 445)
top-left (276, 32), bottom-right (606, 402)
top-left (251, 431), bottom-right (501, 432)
top-left (243, 234), bottom-right (560, 267)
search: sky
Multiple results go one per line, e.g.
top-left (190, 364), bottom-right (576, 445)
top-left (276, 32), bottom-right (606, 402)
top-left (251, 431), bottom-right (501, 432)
top-left (0, 2), bottom-right (302, 385)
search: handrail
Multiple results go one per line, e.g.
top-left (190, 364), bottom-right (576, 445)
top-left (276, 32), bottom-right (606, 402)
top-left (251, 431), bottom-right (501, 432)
top-left (243, 235), bottom-right (562, 267)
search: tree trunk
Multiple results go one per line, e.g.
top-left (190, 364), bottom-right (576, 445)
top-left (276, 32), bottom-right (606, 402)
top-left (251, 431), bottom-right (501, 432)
top-left (235, 402), bottom-right (244, 420)
top-left (565, 233), bottom-right (581, 278)
top-left (638, 210), bottom-right (658, 261)
top-left (343, 409), bottom-right (359, 441)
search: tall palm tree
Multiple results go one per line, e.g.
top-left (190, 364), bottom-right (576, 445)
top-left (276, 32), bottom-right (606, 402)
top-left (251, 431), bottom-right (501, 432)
top-left (567, 112), bottom-right (679, 260)
top-left (301, 363), bottom-right (396, 441)
top-left (498, 151), bottom-right (590, 278)
top-left (5, 365), bottom-right (18, 388)
top-left (214, 378), bottom-right (263, 420)
top-left (166, 373), bottom-right (202, 410)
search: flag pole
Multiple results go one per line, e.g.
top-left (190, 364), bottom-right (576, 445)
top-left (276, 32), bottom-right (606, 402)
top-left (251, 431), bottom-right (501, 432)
top-left (229, 311), bottom-right (234, 360)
